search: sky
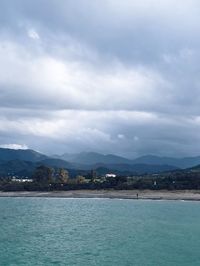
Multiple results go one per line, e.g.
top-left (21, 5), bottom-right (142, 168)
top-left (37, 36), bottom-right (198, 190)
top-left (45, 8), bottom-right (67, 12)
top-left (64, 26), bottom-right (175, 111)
top-left (0, 0), bottom-right (200, 158)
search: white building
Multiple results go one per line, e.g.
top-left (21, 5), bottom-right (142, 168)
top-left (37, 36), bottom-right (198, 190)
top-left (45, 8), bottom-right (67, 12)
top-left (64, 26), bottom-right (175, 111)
top-left (105, 173), bottom-right (117, 178)
top-left (12, 177), bottom-right (33, 183)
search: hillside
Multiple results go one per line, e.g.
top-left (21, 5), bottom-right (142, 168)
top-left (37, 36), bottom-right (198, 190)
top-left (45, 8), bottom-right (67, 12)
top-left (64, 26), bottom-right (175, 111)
top-left (54, 152), bottom-right (133, 165)
top-left (55, 152), bottom-right (200, 169)
top-left (2, 148), bottom-right (200, 178)
top-left (0, 148), bottom-right (48, 162)
top-left (132, 155), bottom-right (200, 169)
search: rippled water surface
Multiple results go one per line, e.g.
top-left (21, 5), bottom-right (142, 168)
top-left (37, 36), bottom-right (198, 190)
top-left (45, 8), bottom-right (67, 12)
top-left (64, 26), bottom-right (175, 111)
top-left (0, 198), bottom-right (200, 266)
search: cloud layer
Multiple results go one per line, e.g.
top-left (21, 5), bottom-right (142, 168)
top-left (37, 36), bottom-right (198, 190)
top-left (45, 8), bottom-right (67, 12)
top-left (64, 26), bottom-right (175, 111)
top-left (0, 0), bottom-right (200, 157)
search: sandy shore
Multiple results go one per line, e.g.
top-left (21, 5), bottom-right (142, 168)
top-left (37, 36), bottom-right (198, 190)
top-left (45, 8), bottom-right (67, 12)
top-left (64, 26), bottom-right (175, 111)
top-left (0, 190), bottom-right (200, 201)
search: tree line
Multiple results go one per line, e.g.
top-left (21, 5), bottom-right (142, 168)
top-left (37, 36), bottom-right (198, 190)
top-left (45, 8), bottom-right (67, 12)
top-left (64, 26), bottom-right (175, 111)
top-left (1, 165), bottom-right (200, 191)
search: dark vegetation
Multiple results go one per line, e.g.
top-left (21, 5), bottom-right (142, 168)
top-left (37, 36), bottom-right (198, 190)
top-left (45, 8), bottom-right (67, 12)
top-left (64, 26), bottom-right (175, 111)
top-left (1, 164), bottom-right (200, 192)
top-left (1, 148), bottom-right (200, 191)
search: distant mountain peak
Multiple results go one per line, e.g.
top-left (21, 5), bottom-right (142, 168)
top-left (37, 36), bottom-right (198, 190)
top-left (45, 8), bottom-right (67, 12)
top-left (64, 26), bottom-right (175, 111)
top-left (0, 148), bottom-right (48, 162)
top-left (55, 151), bottom-right (132, 165)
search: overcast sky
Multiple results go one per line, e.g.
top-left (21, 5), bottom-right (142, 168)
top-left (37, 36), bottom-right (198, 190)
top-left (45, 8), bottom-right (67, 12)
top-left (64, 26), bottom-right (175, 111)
top-left (0, 0), bottom-right (200, 158)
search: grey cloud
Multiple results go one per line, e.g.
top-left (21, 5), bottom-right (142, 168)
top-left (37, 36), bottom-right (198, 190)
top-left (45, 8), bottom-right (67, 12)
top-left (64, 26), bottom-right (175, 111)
top-left (1, 0), bottom-right (200, 59)
top-left (0, 0), bottom-right (200, 156)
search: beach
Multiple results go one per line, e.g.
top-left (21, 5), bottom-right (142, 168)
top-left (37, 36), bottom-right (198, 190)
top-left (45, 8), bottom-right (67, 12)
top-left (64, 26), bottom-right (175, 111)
top-left (1, 190), bottom-right (200, 201)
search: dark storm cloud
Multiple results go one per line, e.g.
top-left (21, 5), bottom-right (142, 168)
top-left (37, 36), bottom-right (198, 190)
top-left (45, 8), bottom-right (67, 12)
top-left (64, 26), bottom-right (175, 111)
top-left (1, 0), bottom-right (200, 61)
top-left (0, 0), bottom-right (200, 157)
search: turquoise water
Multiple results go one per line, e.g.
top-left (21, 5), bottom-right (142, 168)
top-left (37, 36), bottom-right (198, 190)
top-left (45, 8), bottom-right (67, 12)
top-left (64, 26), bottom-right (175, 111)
top-left (0, 198), bottom-right (200, 266)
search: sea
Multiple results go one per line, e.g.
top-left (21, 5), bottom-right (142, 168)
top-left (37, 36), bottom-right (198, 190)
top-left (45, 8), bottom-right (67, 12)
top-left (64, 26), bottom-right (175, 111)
top-left (0, 198), bottom-right (200, 266)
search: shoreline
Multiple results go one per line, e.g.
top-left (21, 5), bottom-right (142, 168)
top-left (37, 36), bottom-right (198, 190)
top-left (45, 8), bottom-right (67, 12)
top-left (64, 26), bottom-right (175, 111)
top-left (1, 190), bottom-right (200, 201)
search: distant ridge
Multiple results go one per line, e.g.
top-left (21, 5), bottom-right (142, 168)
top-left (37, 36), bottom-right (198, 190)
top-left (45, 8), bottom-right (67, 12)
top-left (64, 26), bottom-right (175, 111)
top-left (1, 148), bottom-right (200, 178)
top-left (54, 152), bottom-right (133, 165)
top-left (52, 152), bottom-right (179, 173)
top-left (132, 155), bottom-right (200, 169)
top-left (93, 163), bottom-right (178, 175)
top-left (0, 148), bottom-right (48, 162)
top-left (54, 152), bottom-right (200, 169)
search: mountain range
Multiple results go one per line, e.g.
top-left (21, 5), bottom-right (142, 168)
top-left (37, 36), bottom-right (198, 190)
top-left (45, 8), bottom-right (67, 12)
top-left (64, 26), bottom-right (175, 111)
top-left (54, 152), bottom-right (200, 169)
top-left (1, 148), bottom-right (200, 178)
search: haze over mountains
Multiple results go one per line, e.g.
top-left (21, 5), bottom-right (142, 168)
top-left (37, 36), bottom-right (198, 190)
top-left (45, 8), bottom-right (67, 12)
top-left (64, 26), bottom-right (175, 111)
top-left (54, 152), bottom-right (133, 165)
top-left (1, 148), bottom-right (200, 178)
top-left (54, 151), bottom-right (200, 169)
